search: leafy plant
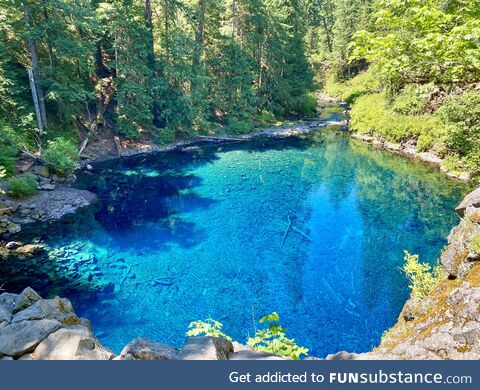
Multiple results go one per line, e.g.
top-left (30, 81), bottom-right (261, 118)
top-left (43, 138), bottom-right (79, 175)
top-left (186, 319), bottom-right (232, 341)
top-left (247, 312), bottom-right (308, 360)
top-left (296, 93), bottom-right (318, 117)
top-left (468, 233), bottom-right (480, 255)
top-left (6, 174), bottom-right (37, 198)
top-left (257, 110), bottom-right (277, 126)
top-left (416, 134), bottom-right (434, 153)
top-left (225, 118), bottom-right (253, 135)
top-left (402, 251), bottom-right (446, 299)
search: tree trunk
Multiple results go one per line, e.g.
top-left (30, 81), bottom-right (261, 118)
top-left (144, 0), bottom-right (155, 71)
top-left (23, 0), bottom-right (47, 135)
top-left (193, 0), bottom-right (205, 68)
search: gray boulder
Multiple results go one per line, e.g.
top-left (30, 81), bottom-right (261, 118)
top-left (456, 188), bottom-right (480, 217)
top-left (13, 287), bottom-right (42, 314)
top-left (0, 319), bottom-right (61, 358)
top-left (12, 297), bottom-right (80, 326)
top-left (0, 293), bottom-right (17, 310)
top-left (179, 337), bottom-right (234, 360)
top-left (119, 338), bottom-right (179, 360)
top-left (33, 326), bottom-right (115, 360)
top-left (326, 351), bottom-right (361, 360)
top-left (0, 305), bottom-right (12, 324)
top-left (228, 350), bottom-right (286, 360)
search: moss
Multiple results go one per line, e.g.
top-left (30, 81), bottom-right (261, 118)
top-left (453, 249), bottom-right (469, 270)
top-left (467, 233), bottom-right (480, 255)
top-left (377, 277), bottom-right (461, 352)
top-left (468, 211), bottom-right (480, 224)
top-left (465, 263), bottom-right (480, 286)
top-left (456, 344), bottom-right (472, 353)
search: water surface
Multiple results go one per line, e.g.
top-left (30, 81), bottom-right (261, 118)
top-left (2, 130), bottom-right (467, 357)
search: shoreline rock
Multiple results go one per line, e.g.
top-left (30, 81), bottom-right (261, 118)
top-left (0, 287), bottom-right (287, 360)
top-left (351, 132), bottom-right (470, 181)
top-left (0, 185), bottom-right (97, 240)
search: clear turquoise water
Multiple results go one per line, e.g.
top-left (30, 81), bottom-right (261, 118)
top-left (3, 131), bottom-right (467, 357)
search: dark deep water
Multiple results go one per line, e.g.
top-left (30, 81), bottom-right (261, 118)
top-left (2, 130), bottom-right (468, 357)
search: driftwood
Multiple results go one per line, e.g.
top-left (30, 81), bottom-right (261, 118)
top-left (19, 149), bottom-right (63, 171)
top-left (113, 135), bottom-right (123, 156)
top-left (281, 215), bottom-right (312, 247)
top-left (280, 215), bottom-right (292, 248)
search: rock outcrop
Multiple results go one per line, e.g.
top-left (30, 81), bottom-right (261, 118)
top-left (0, 288), bottom-right (287, 360)
top-left (0, 184), bottom-right (97, 239)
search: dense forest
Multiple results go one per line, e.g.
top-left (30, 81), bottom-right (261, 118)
top-left (0, 0), bottom-right (480, 189)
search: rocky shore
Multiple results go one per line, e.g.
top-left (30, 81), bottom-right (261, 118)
top-left (1, 177), bottom-right (97, 240)
top-left (351, 132), bottom-right (470, 181)
top-left (0, 287), bottom-right (285, 360)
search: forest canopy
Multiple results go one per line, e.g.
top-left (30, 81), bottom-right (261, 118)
top-left (1, 0), bottom-right (480, 178)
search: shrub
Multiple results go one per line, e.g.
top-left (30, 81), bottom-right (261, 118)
top-left (186, 319), bottom-right (232, 341)
top-left (257, 110), bottom-right (276, 126)
top-left (441, 154), bottom-right (465, 176)
top-left (247, 312), bottom-right (308, 360)
top-left (468, 233), bottom-right (480, 255)
top-left (0, 126), bottom-right (18, 177)
top-left (186, 312), bottom-right (309, 360)
top-left (325, 68), bottom-right (381, 104)
top-left (6, 174), bottom-right (37, 198)
top-left (225, 118), bottom-right (253, 135)
top-left (391, 84), bottom-right (438, 116)
top-left (350, 93), bottom-right (437, 142)
top-left (416, 134), bottom-right (435, 152)
top-left (296, 93), bottom-right (317, 117)
top-left (43, 138), bottom-right (79, 175)
top-left (402, 251), bottom-right (446, 299)
top-left (153, 126), bottom-right (176, 145)
top-left (437, 92), bottom-right (480, 174)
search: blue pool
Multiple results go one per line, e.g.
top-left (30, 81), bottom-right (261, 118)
top-left (3, 130), bottom-right (467, 357)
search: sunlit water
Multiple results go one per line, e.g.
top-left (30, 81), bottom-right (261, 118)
top-left (2, 130), bottom-right (467, 357)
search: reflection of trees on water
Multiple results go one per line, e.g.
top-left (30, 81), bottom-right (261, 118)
top-left (311, 134), bottom-right (466, 339)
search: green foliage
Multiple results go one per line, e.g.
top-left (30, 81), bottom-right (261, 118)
top-left (247, 312), bottom-right (309, 360)
top-left (469, 234), bottom-right (480, 255)
top-left (437, 92), bottom-right (480, 174)
top-left (225, 118), bottom-right (253, 135)
top-left (6, 174), bottom-right (37, 198)
top-left (256, 110), bottom-right (277, 126)
top-left (296, 93), bottom-right (318, 117)
top-left (186, 311), bottom-right (308, 359)
top-left (325, 68), bottom-right (381, 104)
top-left (43, 138), bottom-right (79, 175)
top-left (186, 319), bottom-right (232, 341)
top-left (0, 129), bottom-right (17, 177)
top-left (441, 155), bottom-right (465, 177)
top-left (350, 93), bottom-right (436, 142)
top-left (391, 84), bottom-right (438, 116)
top-left (402, 251), bottom-right (446, 299)
top-left (351, 0), bottom-right (480, 85)
top-left (416, 134), bottom-right (435, 153)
